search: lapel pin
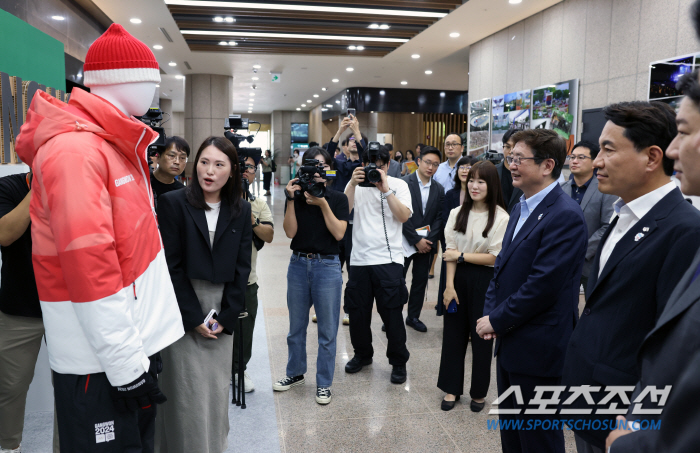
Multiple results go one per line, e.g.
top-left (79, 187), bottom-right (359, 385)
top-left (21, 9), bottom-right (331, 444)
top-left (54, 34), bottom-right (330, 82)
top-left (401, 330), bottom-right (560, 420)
top-left (538, 214), bottom-right (543, 220)
top-left (642, 227), bottom-right (649, 232)
top-left (635, 233), bottom-right (645, 242)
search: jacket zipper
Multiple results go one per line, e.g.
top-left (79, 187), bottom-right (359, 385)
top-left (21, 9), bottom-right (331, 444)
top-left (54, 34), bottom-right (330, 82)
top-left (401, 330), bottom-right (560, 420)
top-left (134, 128), bottom-right (158, 220)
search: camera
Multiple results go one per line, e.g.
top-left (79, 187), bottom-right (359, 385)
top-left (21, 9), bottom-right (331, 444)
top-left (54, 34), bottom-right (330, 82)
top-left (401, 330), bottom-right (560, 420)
top-left (136, 108), bottom-right (167, 155)
top-left (295, 159), bottom-right (336, 198)
top-left (359, 141), bottom-right (382, 188)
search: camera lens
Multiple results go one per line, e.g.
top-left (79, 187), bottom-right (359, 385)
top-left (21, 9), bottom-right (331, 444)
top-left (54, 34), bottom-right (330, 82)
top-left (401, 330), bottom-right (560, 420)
top-left (308, 183), bottom-right (325, 198)
top-left (367, 169), bottom-right (381, 183)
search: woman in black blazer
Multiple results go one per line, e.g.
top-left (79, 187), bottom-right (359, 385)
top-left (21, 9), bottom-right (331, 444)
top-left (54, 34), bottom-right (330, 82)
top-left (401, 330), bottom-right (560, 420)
top-left (154, 136), bottom-right (252, 453)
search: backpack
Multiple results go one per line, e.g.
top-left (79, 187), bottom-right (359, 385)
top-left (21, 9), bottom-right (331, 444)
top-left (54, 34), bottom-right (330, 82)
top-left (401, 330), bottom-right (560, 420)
top-left (270, 158), bottom-right (277, 172)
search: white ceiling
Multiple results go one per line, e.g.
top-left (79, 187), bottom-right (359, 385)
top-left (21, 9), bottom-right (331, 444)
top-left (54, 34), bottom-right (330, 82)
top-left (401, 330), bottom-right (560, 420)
top-left (92, 0), bottom-right (562, 113)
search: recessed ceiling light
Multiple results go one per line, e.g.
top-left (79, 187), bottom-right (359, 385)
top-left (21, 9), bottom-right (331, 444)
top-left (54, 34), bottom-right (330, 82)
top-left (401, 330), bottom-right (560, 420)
top-left (51, 15), bottom-right (65, 20)
top-left (130, 18), bottom-right (142, 24)
top-left (332, 79), bottom-right (339, 83)
top-left (214, 16), bottom-right (223, 22)
top-left (379, 24), bottom-right (390, 29)
top-left (181, 30), bottom-right (409, 43)
top-left (449, 32), bottom-right (460, 38)
top-left (346, 67), bottom-right (354, 72)
top-left (326, 104), bottom-right (333, 107)
top-left (228, 41), bottom-right (237, 46)
top-left (307, 100), bottom-right (312, 103)
top-left (313, 94), bottom-right (319, 98)
top-left (296, 108), bottom-right (301, 111)
top-left (252, 76), bottom-right (259, 80)
top-left (175, 75), bottom-right (184, 79)
top-left (425, 70), bottom-right (432, 75)
top-left (368, 24), bottom-right (379, 29)
top-left (401, 81), bottom-right (408, 85)
top-left (379, 90), bottom-right (385, 95)
top-left (512, 35), bottom-right (516, 40)
top-left (411, 112), bottom-right (415, 114)
top-left (253, 64), bottom-right (261, 69)
top-left (322, 87), bottom-right (327, 91)
top-left (348, 45), bottom-right (356, 50)
top-left (509, 0), bottom-right (522, 3)
top-left (248, 110), bottom-right (252, 113)
top-left (322, 108), bottom-right (328, 112)
top-left (219, 41), bottom-right (228, 45)
top-left (411, 54), bottom-right (420, 59)
top-left (153, 44), bottom-right (163, 50)
top-left (336, 100), bottom-right (340, 104)
top-left (356, 46), bottom-right (365, 50)
top-left (440, 92), bottom-right (445, 97)
top-left (168, 61), bottom-right (177, 66)
top-left (156, 84), bottom-right (160, 87)
top-left (224, 16), bottom-right (235, 22)
top-left (301, 104), bottom-right (307, 107)
top-left (249, 98), bottom-right (254, 101)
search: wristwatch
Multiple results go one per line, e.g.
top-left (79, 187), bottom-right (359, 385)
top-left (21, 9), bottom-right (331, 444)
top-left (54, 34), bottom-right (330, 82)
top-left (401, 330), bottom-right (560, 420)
top-left (284, 188), bottom-right (295, 201)
top-left (380, 189), bottom-right (396, 199)
top-left (457, 253), bottom-right (465, 264)
top-left (252, 217), bottom-right (260, 228)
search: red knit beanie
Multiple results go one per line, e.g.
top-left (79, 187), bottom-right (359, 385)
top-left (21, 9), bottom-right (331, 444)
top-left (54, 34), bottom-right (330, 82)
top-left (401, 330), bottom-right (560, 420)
top-left (84, 24), bottom-right (161, 87)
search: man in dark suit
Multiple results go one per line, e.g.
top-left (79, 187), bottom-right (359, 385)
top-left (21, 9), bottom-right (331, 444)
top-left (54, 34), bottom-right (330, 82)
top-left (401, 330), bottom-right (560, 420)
top-left (605, 71), bottom-right (700, 453)
top-left (496, 129), bottom-right (523, 214)
top-left (560, 101), bottom-right (700, 453)
top-left (559, 141), bottom-right (616, 295)
top-left (401, 146), bottom-right (445, 332)
top-left (477, 129), bottom-right (587, 453)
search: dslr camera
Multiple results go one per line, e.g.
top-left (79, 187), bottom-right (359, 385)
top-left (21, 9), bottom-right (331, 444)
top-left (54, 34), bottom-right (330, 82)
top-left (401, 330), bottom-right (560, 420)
top-left (295, 159), bottom-right (336, 198)
top-left (136, 108), bottom-right (167, 155)
top-left (359, 141), bottom-right (383, 188)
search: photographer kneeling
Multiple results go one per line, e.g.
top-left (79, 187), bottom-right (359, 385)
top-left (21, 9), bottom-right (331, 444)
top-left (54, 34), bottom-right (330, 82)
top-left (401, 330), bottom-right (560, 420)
top-left (274, 147), bottom-right (349, 405)
top-left (344, 143), bottom-right (413, 384)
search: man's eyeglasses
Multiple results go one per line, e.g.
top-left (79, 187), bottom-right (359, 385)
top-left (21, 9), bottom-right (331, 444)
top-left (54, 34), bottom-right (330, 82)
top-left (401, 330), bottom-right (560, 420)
top-left (458, 165), bottom-right (471, 171)
top-left (506, 155), bottom-right (539, 166)
top-left (570, 154), bottom-right (592, 161)
top-left (165, 153), bottom-right (188, 163)
top-left (444, 142), bottom-right (462, 148)
top-left (422, 161), bottom-right (440, 169)
top-left (244, 164), bottom-right (256, 172)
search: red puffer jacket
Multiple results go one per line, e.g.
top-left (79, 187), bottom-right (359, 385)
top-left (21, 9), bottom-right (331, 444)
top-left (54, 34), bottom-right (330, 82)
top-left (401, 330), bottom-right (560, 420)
top-left (16, 88), bottom-right (184, 386)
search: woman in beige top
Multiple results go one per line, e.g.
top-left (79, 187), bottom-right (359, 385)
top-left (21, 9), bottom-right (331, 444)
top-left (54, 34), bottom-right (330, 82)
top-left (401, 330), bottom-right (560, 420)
top-left (437, 161), bottom-right (509, 412)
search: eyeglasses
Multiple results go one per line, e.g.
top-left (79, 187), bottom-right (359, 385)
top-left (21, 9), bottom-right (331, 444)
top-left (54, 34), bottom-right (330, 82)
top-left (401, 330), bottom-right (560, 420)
top-left (570, 154), bottom-right (592, 161)
top-left (421, 161), bottom-right (440, 169)
top-left (458, 165), bottom-right (471, 171)
top-left (165, 153), bottom-right (188, 163)
top-left (244, 164), bottom-right (256, 172)
top-left (444, 142), bottom-right (462, 148)
top-left (503, 143), bottom-right (513, 151)
top-left (506, 155), bottom-right (540, 166)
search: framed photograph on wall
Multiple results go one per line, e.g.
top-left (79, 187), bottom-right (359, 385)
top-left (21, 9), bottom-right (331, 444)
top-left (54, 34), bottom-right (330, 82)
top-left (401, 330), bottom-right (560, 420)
top-left (530, 79), bottom-right (579, 143)
top-left (491, 90), bottom-right (531, 153)
top-left (468, 98), bottom-right (491, 156)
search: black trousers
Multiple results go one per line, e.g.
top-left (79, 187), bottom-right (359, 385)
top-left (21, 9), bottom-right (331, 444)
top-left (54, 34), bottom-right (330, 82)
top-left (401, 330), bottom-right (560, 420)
top-left (496, 359), bottom-right (565, 453)
top-left (437, 263), bottom-right (494, 398)
top-left (344, 263), bottom-right (410, 365)
top-left (53, 355), bottom-right (160, 453)
top-left (403, 251), bottom-right (432, 320)
top-left (339, 223), bottom-right (353, 270)
top-left (263, 172), bottom-right (272, 191)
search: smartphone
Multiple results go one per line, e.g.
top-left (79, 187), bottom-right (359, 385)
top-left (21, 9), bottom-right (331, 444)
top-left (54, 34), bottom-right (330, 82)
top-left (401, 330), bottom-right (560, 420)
top-left (203, 309), bottom-right (218, 330)
top-left (347, 108), bottom-right (356, 118)
top-left (447, 299), bottom-right (458, 313)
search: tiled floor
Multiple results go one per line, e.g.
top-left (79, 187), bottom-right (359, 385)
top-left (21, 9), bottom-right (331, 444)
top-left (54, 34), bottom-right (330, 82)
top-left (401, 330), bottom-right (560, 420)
top-left (256, 185), bottom-right (579, 453)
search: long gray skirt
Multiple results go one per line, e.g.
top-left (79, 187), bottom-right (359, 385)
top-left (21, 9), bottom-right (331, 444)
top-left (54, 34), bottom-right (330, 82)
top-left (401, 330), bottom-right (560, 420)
top-left (155, 278), bottom-right (232, 453)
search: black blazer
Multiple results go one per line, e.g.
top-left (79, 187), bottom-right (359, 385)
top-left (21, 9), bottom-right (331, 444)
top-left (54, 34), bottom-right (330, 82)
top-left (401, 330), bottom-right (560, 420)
top-left (401, 172), bottom-right (445, 251)
top-left (496, 162), bottom-right (523, 214)
top-left (609, 247), bottom-right (700, 452)
top-left (157, 189), bottom-right (252, 334)
top-left (483, 184), bottom-right (588, 377)
top-left (561, 188), bottom-right (700, 448)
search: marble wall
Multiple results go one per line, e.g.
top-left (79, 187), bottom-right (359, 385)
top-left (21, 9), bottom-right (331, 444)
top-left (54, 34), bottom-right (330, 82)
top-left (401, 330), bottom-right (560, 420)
top-left (468, 0), bottom-right (700, 137)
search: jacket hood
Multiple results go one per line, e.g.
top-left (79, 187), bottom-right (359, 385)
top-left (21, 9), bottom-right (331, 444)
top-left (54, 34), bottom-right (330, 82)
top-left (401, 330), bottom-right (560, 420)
top-left (16, 88), bottom-right (158, 169)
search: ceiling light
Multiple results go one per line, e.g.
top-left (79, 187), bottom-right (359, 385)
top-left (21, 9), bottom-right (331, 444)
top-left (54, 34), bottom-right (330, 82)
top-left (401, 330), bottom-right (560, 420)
top-left (368, 24), bottom-right (379, 29)
top-left (313, 94), bottom-right (319, 98)
top-left (156, 84), bottom-right (160, 87)
top-left (332, 79), bottom-right (339, 83)
top-left (249, 98), bottom-right (254, 101)
top-left (168, 61), bottom-right (177, 66)
top-left (130, 18), bottom-right (142, 24)
top-left (181, 30), bottom-right (409, 43)
top-left (51, 16), bottom-right (65, 20)
top-left (164, 1), bottom-right (447, 18)
top-left (356, 46), bottom-right (365, 50)
top-left (175, 75), bottom-right (184, 79)
top-left (449, 32), bottom-right (460, 38)
top-left (252, 76), bottom-right (259, 80)
top-left (425, 70), bottom-right (432, 75)
top-left (379, 90), bottom-right (385, 95)
top-left (411, 54), bottom-right (420, 59)
top-left (346, 67), bottom-right (354, 72)
top-left (306, 100), bottom-right (312, 103)
top-left (509, 0), bottom-right (523, 3)
top-left (224, 16), bottom-right (235, 22)
top-left (401, 81), bottom-right (408, 85)
top-left (153, 44), bottom-right (163, 50)
top-left (379, 24), bottom-right (390, 29)
top-left (296, 108), bottom-right (301, 111)
top-left (336, 100), bottom-right (340, 104)
top-left (214, 16), bottom-right (223, 22)
top-left (322, 87), bottom-right (327, 91)
top-left (512, 35), bottom-right (516, 40)
top-left (219, 41), bottom-right (227, 45)
top-left (248, 110), bottom-right (252, 113)
top-left (228, 41), bottom-right (237, 46)
top-left (348, 45), bottom-right (356, 50)
top-left (253, 64), bottom-right (261, 69)
top-left (411, 112), bottom-right (415, 114)
top-left (301, 104), bottom-right (307, 107)
top-left (326, 104), bottom-right (333, 107)
top-left (440, 92), bottom-right (445, 97)
top-left (322, 108), bottom-right (328, 112)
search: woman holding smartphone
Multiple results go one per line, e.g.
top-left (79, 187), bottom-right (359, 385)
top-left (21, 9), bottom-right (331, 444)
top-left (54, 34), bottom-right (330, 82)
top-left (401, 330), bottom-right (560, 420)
top-left (437, 161), bottom-right (508, 412)
top-left (155, 136), bottom-right (252, 453)
top-left (274, 147), bottom-right (348, 405)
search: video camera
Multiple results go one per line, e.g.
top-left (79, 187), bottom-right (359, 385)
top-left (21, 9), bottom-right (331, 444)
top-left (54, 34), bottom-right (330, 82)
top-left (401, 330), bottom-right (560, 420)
top-left (359, 141), bottom-right (382, 188)
top-left (295, 159), bottom-right (336, 199)
top-left (136, 108), bottom-right (167, 156)
top-left (224, 115), bottom-right (256, 149)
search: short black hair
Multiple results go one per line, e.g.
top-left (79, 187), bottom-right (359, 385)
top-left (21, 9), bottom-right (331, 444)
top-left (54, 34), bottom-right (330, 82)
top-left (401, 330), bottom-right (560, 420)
top-left (511, 129), bottom-right (567, 180)
top-left (308, 141), bottom-right (319, 148)
top-left (384, 143), bottom-right (394, 151)
top-left (677, 69), bottom-right (700, 108)
top-left (164, 136), bottom-right (191, 157)
top-left (603, 101), bottom-right (676, 176)
top-left (502, 128), bottom-right (517, 145)
top-left (363, 145), bottom-right (390, 166)
top-left (572, 140), bottom-right (601, 159)
top-left (419, 146), bottom-right (442, 161)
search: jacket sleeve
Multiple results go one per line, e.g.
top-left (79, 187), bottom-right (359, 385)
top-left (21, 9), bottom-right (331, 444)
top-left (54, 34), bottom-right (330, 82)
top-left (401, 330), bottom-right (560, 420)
top-left (488, 209), bottom-right (587, 334)
top-left (157, 192), bottom-right (205, 333)
top-left (218, 202), bottom-right (253, 333)
top-left (401, 177), bottom-right (422, 246)
top-left (586, 193), bottom-right (615, 261)
top-left (40, 148), bottom-right (149, 386)
top-left (426, 184), bottom-right (445, 247)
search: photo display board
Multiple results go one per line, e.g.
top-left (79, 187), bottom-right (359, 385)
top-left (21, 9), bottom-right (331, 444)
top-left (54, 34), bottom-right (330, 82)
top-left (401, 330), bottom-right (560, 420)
top-left (468, 98), bottom-right (491, 155)
top-left (648, 53), bottom-right (700, 113)
top-left (491, 90), bottom-right (531, 153)
top-left (531, 79), bottom-right (579, 141)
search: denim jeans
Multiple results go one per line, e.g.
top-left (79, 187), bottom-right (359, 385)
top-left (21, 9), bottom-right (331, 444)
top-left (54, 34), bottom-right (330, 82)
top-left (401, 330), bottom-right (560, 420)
top-left (286, 254), bottom-right (343, 387)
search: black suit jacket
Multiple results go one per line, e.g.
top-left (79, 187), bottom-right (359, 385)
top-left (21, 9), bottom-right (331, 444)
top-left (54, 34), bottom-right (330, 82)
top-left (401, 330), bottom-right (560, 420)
top-left (157, 189), bottom-right (252, 333)
top-left (484, 184), bottom-right (588, 377)
top-left (496, 162), bottom-right (523, 214)
top-left (402, 172), bottom-right (444, 251)
top-left (561, 188), bottom-right (700, 448)
top-left (611, 247), bottom-right (700, 452)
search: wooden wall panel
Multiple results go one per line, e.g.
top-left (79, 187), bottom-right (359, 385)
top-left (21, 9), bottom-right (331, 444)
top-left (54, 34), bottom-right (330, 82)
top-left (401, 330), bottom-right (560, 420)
top-left (422, 113), bottom-right (469, 160)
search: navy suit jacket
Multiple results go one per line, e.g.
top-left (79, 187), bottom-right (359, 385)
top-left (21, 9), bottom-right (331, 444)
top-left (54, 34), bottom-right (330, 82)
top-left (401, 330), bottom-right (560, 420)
top-left (483, 183), bottom-right (587, 378)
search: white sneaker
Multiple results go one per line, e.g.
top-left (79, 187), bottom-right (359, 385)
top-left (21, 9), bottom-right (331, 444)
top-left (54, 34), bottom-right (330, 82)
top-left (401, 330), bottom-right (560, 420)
top-left (316, 387), bottom-right (332, 405)
top-left (343, 313), bottom-right (349, 325)
top-left (1, 445), bottom-right (21, 453)
top-left (234, 371), bottom-right (255, 393)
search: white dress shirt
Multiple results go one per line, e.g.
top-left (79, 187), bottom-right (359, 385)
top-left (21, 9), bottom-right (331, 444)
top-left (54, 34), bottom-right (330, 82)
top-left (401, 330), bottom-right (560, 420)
top-left (512, 180), bottom-right (559, 240)
top-left (418, 174), bottom-right (431, 214)
top-left (598, 181), bottom-right (676, 276)
top-left (434, 160), bottom-right (457, 192)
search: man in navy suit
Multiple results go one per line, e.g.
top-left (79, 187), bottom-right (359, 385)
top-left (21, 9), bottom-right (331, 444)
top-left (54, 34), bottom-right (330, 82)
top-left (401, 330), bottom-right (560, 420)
top-left (477, 129), bottom-right (587, 453)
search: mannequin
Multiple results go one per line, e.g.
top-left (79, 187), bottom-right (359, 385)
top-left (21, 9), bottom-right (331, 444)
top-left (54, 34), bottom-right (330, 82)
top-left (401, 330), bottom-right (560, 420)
top-left (91, 82), bottom-right (156, 118)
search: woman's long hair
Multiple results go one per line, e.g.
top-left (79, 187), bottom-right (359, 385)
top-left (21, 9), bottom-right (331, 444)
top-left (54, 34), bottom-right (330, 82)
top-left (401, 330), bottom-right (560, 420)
top-left (303, 146), bottom-right (335, 188)
top-left (186, 136), bottom-right (243, 217)
top-left (405, 149), bottom-right (415, 161)
top-left (453, 161), bottom-right (506, 238)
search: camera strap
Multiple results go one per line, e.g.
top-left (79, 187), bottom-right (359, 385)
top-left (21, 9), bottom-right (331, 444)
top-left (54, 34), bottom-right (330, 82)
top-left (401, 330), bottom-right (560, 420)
top-left (380, 196), bottom-right (393, 263)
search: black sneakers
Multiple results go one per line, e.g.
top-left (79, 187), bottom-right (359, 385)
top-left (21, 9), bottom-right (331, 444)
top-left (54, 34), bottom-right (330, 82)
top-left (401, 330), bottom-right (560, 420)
top-left (344, 356), bottom-right (373, 373)
top-left (391, 365), bottom-right (407, 384)
top-left (316, 387), bottom-right (332, 405)
top-left (272, 375), bottom-right (305, 391)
